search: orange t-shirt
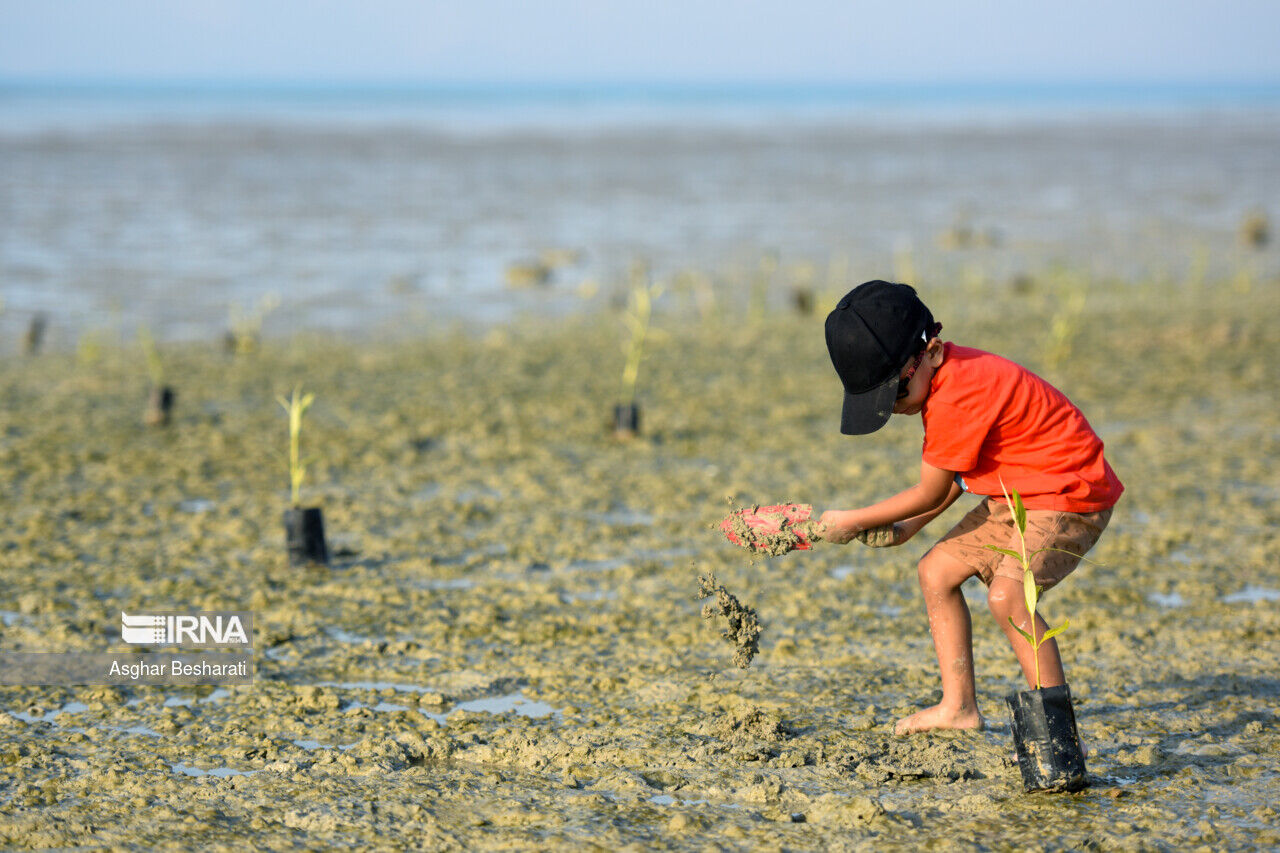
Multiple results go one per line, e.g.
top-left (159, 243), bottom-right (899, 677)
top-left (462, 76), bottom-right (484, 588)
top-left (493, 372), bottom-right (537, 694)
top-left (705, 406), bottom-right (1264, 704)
top-left (921, 343), bottom-right (1123, 512)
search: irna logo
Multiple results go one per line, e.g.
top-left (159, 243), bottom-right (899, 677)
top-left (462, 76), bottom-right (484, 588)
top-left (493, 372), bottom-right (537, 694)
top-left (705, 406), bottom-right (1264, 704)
top-left (120, 611), bottom-right (253, 648)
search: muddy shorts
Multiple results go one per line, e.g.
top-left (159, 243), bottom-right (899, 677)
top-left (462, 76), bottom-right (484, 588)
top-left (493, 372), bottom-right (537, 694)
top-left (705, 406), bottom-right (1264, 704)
top-left (930, 498), bottom-right (1112, 591)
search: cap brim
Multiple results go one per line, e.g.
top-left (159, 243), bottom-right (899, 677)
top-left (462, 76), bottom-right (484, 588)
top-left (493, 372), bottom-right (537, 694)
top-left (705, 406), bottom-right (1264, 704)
top-left (840, 375), bottom-right (898, 435)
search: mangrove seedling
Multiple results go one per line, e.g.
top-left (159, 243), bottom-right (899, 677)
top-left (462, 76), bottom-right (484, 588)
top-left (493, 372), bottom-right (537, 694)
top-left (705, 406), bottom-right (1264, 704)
top-left (984, 482), bottom-right (1069, 690)
top-left (277, 385), bottom-right (328, 566)
top-left (1045, 288), bottom-right (1087, 370)
top-left (226, 292), bottom-right (280, 355)
top-left (615, 266), bottom-right (664, 436)
top-left (22, 313), bottom-right (47, 356)
top-left (277, 386), bottom-right (315, 508)
top-left (139, 325), bottom-right (176, 427)
top-left (991, 481), bottom-right (1090, 793)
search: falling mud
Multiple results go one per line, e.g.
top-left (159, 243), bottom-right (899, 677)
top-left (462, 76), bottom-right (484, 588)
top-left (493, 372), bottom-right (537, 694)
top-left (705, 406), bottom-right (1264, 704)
top-left (1, 276), bottom-right (1279, 848)
top-left (696, 572), bottom-right (762, 668)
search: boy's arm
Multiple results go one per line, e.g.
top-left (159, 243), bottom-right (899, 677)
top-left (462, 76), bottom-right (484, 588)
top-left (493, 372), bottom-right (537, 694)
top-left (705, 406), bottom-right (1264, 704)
top-left (893, 477), bottom-right (964, 542)
top-left (818, 461), bottom-right (957, 545)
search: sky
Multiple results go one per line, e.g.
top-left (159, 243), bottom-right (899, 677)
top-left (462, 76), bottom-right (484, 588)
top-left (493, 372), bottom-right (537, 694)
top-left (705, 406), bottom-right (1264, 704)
top-left (1, 0), bottom-right (1278, 84)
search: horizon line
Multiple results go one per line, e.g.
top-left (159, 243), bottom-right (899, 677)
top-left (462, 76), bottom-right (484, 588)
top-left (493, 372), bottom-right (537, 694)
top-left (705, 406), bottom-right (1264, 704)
top-left (4, 75), bottom-right (1280, 91)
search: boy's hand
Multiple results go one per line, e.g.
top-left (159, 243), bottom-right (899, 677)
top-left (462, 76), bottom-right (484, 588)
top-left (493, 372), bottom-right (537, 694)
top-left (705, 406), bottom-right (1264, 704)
top-left (818, 511), bottom-right (913, 547)
top-left (817, 510), bottom-right (859, 544)
top-left (855, 523), bottom-right (900, 547)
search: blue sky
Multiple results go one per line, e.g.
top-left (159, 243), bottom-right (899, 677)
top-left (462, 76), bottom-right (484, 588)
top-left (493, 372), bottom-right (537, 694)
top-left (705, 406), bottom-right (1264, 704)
top-left (2, 0), bottom-right (1278, 83)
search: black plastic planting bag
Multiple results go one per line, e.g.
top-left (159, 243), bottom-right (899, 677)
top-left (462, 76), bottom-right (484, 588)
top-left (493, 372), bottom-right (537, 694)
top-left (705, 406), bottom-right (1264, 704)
top-left (613, 403), bottom-right (640, 435)
top-left (284, 507), bottom-right (329, 566)
top-left (1006, 684), bottom-right (1088, 793)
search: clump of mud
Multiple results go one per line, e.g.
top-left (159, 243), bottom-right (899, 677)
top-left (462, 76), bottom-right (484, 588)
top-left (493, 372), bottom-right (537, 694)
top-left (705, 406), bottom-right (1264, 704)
top-left (721, 503), bottom-right (824, 556)
top-left (710, 704), bottom-right (793, 744)
top-left (696, 572), bottom-right (761, 668)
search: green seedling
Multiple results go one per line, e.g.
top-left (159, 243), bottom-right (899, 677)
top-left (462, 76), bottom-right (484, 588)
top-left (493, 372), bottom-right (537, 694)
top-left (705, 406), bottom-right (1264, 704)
top-left (77, 330), bottom-right (104, 367)
top-left (619, 267), bottom-right (664, 405)
top-left (892, 239), bottom-right (916, 287)
top-left (984, 482), bottom-right (1070, 690)
top-left (277, 386), bottom-right (316, 508)
top-left (137, 325), bottom-right (164, 386)
top-left (228, 292), bottom-right (280, 355)
top-left (747, 251), bottom-right (777, 325)
top-left (1045, 288), bottom-right (1087, 370)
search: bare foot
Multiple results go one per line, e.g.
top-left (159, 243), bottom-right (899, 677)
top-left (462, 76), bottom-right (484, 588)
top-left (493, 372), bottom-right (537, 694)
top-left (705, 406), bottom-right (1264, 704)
top-left (894, 703), bottom-right (985, 735)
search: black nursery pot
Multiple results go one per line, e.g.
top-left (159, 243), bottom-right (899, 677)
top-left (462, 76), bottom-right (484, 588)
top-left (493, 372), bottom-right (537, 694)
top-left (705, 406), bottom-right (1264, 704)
top-left (284, 507), bottom-right (329, 566)
top-left (144, 386), bottom-right (176, 426)
top-left (1006, 684), bottom-right (1088, 793)
top-left (612, 402), bottom-right (641, 436)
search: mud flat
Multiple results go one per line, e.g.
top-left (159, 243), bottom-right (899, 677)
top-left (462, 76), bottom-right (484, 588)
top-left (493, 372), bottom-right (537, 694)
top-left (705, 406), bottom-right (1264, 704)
top-left (1, 272), bottom-right (1278, 848)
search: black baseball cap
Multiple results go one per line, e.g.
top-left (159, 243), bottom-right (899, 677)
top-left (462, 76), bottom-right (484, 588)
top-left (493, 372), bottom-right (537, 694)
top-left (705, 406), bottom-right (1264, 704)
top-left (825, 280), bottom-right (935, 435)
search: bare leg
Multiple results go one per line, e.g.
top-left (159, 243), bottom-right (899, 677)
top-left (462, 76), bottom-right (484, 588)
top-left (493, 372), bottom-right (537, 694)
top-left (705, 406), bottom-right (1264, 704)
top-left (895, 549), bottom-right (986, 735)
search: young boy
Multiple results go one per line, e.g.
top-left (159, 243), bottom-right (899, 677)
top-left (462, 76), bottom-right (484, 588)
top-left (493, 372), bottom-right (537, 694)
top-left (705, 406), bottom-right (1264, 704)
top-left (818, 280), bottom-right (1122, 735)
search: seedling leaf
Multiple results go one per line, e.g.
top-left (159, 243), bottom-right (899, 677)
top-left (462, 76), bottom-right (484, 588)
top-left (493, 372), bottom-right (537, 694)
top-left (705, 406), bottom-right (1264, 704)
top-left (1007, 617), bottom-right (1034, 645)
top-left (983, 545), bottom-right (1024, 561)
top-left (1023, 569), bottom-right (1039, 617)
top-left (1042, 619), bottom-right (1070, 642)
top-left (1011, 490), bottom-right (1027, 536)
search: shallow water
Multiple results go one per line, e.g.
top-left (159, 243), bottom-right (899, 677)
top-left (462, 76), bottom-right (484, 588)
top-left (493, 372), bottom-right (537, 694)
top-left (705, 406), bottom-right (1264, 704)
top-left (1, 276), bottom-right (1278, 848)
top-left (3, 111), bottom-right (1279, 344)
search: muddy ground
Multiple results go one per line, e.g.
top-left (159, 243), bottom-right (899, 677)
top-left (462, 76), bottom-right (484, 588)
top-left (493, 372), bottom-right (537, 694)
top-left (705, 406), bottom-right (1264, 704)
top-left (1, 271), bottom-right (1278, 849)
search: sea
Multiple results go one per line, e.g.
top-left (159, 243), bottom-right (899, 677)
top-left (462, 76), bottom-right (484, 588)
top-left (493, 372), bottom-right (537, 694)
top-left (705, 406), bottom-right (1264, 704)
top-left (2, 80), bottom-right (1279, 344)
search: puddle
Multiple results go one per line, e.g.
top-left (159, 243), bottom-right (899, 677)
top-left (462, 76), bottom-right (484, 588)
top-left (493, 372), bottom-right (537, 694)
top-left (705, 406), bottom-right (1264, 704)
top-left (315, 680), bottom-right (440, 694)
top-left (290, 738), bottom-right (357, 752)
top-left (564, 558), bottom-right (628, 573)
top-left (411, 483), bottom-right (442, 502)
top-left (324, 627), bottom-right (376, 644)
top-left (585, 508), bottom-right (655, 526)
top-left (12, 701), bottom-right (90, 724)
top-left (560, 590), bottom-right (617, 604)
top-left (1222, 586), bottom-right (1280, 604)
top-left (170, 762), bottom-right (257, 778)
top-left (565, 548), bottom-right (691, 573)
top-left (419, 578), bottom-right (476, 591)
top-left (420, 691), bottom-right (561, 725)
top-left (830, 566), bottom-right (856, 581)
top-left (177, 498), bottom-right (216, 513)
top-left (1, 610), bottom-right (23, 626)
top-left (646, 794), bottom-right (738, 809)
top-left (8, 702), bottom-right (165, 741)
top-left (1149, 592), bottom-right (1187, 608)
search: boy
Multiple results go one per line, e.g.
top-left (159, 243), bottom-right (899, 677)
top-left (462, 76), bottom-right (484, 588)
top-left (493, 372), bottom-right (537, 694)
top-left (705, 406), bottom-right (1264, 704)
top-left (818, 280), bottom-right (1122, 735)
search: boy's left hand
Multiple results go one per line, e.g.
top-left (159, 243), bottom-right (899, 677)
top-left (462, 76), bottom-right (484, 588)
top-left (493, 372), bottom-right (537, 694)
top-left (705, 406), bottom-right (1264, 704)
top-left (854, 523), bottom-right (899, 547)
top-left (818, 510), bottom-right (903, 546)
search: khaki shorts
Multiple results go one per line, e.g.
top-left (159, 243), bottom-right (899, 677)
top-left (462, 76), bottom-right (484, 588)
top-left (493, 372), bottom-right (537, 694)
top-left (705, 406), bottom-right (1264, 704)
top-left (930, 498), bottom-right (1112, 591)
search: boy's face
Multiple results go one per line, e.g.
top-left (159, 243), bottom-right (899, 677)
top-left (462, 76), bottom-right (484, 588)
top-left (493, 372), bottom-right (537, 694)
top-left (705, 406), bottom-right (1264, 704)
top-left (892, 338), bottom-right (945, 416)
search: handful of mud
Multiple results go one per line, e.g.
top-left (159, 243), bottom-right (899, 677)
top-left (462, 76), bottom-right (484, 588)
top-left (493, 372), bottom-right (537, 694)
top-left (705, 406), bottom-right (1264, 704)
top-left (696, 572), bottom-right (762, 668)
top-left (720, 503), bottom-right (825, 556)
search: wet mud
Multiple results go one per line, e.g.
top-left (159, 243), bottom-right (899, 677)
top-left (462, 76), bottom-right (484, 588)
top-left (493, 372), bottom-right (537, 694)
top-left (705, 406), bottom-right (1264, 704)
top-left (696, 572), bottom-right (762, 668)
top-left (1, 274), bottom-right (1279, 848)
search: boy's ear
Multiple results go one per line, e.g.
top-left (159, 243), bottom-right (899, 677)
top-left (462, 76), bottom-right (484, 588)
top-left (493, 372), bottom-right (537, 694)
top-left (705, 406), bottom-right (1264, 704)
top-left (926, 337), bottom-right (945, 364)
